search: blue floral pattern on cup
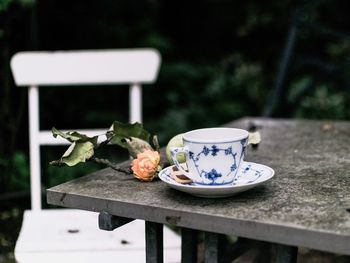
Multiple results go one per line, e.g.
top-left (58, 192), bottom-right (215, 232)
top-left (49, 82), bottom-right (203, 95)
top-left (188, 145), bottom-right (239, 184)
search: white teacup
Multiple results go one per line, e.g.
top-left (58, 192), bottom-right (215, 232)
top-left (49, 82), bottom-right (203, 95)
top-left (170, 127), bottom-right (249, 185)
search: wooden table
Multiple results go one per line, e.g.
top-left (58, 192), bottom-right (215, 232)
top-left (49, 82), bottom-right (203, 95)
top-left (47, 117), bottom-right (350, 262)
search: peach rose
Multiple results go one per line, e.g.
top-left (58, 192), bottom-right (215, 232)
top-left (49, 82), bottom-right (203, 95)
top-left (131, 149), bottom-right (160, 181)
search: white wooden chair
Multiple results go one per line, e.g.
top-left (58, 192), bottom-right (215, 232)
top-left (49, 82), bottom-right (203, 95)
top-left (10, 49), bottom-right (181, 263)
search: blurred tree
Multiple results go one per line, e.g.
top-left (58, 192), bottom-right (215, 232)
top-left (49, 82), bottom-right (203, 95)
top-left (264, 0), bottom-right (350, 117)
top-left (1, 0), bottom-right (350, 195)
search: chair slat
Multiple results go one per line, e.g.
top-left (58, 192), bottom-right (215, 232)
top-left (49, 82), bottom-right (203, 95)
top-left (11, 49), bottom-right (161, 86)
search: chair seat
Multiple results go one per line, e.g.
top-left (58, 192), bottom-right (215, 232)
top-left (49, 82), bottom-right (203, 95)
top-left (15, 209), bottom-right (181, 263)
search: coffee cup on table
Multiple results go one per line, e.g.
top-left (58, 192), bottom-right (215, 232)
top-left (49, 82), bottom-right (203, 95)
top-left (170, 127), bottom-right (249, 186)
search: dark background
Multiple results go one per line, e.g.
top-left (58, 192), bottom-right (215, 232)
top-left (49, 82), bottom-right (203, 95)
top-left (1, 0), bottom-right (350, 260)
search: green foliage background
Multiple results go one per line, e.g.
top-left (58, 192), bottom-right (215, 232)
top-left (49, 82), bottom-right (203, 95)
top-left (1, 0), bottom-right (350, 194)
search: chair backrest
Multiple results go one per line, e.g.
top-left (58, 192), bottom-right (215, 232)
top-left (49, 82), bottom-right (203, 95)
top-left (11, 49), bottom-right (161, 211)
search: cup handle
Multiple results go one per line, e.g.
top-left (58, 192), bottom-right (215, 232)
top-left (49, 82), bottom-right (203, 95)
top-left (170, 146), bottom-right (193, 179)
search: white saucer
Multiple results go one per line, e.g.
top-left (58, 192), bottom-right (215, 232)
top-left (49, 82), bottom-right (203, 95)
top-left (158, 161), bottom-right (274, 198)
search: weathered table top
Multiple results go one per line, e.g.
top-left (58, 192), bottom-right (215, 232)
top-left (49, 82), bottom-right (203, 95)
top-left (47, 117), bottom-right (350, 255)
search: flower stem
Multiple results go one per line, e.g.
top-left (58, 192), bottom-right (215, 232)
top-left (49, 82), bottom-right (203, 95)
top-left (94, 133), bottom-right (112, 149)
top-left (91, 157), bottom-right (131, 174)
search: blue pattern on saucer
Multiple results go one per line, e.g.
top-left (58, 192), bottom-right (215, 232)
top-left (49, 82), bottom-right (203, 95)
top-left (158, 161), bottom-right (274, 198)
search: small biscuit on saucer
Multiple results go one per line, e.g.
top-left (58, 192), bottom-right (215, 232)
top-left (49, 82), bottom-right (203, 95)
top-left (171, 166), bottom-right (192, 184)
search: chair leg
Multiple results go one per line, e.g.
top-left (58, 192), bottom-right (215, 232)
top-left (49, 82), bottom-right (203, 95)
top-left (28, 85), bottom-right (42, 210)
top-left (129, 83), bottom-right (142, 123)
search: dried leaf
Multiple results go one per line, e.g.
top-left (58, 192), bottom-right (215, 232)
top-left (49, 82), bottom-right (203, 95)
top-left (248, 131), bottom-right (261, 145)
top-left (108, 121), bottom-right (150, 149)
top-left (124, 137), bottom-right (153, 158)
top-left (152, 135), bottom-right (160, 152)
top-left (52, 141), bottom-right (95, 167)
top-left (52, 127), bottom-right (98, 146)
